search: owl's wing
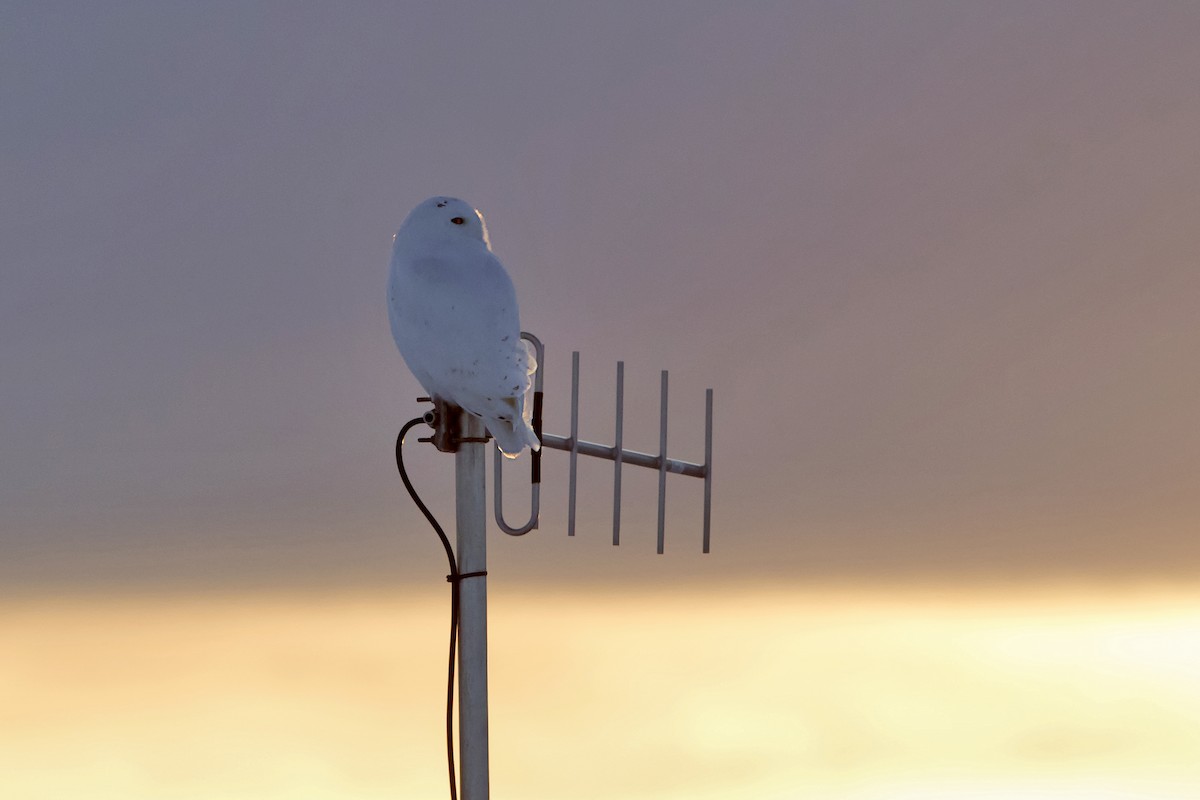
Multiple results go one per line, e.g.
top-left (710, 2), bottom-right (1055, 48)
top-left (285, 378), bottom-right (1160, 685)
top-left (467, 336), bottom-right (539, 458)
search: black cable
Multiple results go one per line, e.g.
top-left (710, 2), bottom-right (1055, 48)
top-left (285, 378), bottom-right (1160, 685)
top-left (395, 417), bottom-right (459, 800)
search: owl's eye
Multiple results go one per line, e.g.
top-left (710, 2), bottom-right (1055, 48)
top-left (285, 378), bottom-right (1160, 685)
top-left (451, 217), bottom-right (465, 225)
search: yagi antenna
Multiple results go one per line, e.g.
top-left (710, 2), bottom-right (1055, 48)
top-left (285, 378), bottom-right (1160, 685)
top-left (399, 332), bottom-right (714, 800)
top-left (493, 333), bottom-right (713, 553)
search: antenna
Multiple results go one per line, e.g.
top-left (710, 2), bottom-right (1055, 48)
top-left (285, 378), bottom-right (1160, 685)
top-left (402, 333), bottom-right (714, 800)
top-left (494, 333), bottom-right (713, 553)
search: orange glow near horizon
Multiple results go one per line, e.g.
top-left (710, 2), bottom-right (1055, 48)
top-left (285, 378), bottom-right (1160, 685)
top-left (3, 583), bottom-right (1199, 799)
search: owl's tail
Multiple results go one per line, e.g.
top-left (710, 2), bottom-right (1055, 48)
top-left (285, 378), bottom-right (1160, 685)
top-left (489, 339), bottom-right (540, 458)
top-left (487, 415), bottom-right (541, 459)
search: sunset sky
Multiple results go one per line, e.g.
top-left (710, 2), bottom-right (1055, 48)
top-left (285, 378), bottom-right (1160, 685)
top-left (3, 2), bottom-right (1200, 798)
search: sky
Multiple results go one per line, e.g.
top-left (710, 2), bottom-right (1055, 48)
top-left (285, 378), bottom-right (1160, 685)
top-left (5, 3), bottom-right (1200, 798)
top-left (2, 584), bottom-right (1199, 800)
top-left (4, 1), bottom-right (1200, 591)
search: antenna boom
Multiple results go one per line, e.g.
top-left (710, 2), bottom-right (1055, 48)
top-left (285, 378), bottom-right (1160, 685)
top-left (539, 434), bottom-right (706, 478)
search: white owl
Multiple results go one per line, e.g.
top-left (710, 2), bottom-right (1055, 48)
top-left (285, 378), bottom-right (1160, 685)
top-left (388, 196), bottom-right (540, 458)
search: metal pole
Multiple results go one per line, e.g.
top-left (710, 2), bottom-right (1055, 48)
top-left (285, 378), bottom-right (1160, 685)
top-left (456, 414), bottom-right (489, 800)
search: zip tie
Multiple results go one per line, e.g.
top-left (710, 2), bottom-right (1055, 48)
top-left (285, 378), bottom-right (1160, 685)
top-left (447, 570), bottom-right (488, 583)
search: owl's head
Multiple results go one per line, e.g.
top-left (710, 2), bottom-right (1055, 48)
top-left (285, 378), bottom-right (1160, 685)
top-left (398, 196), bottom-right (491, 249)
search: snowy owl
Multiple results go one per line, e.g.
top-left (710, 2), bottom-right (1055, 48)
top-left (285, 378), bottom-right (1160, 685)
top-left (388, 196), bottom-right (540, 458)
